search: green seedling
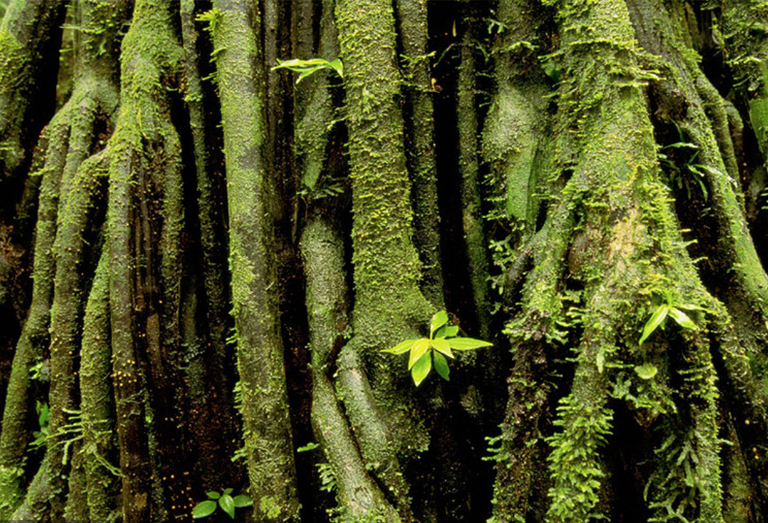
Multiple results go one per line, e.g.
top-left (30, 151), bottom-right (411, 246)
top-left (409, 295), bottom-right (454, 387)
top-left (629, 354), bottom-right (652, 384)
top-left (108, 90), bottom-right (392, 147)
top-left (192, 488), bottom-right (252, 520)
top-left (30, 401), bottom-right (50, 450)
top-left (639, 290), bottom-right (701, 345)
top-left (272, 58), bottom-right (343, 84)
top-left (382, 311), bottom-right (491, 386)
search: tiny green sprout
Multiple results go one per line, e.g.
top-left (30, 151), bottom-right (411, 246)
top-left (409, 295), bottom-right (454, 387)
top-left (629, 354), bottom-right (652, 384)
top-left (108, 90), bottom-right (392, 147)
top-left (272, 57), bottom-right (343, 84)
top-left (192, 488), bottom-right (252, 520)
top-left (639, 290), bottom-right (702, 345)
top-left (30, 401), bottom-right (50, 450)
top-left (29, 360), bottom-right (48, 382)
top-left (297, 441), bottom-right (320, 453)
top-left (381, 311), bottom-right (492, 386)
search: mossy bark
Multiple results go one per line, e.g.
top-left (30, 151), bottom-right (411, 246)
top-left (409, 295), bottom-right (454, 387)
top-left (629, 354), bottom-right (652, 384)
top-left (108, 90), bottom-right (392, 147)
top-left (334, 0), bottom-right (440, 518)
top-left (0, 1), bottom-right (126, 515)
top-left (395, 0), bottom-right (444, 306)
top-left (0, 0), bottom-right (66, 182)
top-left (456, 9), bottom-right (491, 338)
top-left (209, 2), bottom-right (300, 520)
top-left (80, 252), bottom-right (120, 523)
top-left (489, 0), bottom-right (749, 521)
top-left (179, 0), bottom-right (243, 493)
top-left (106, 0), bottom-right (186, 519)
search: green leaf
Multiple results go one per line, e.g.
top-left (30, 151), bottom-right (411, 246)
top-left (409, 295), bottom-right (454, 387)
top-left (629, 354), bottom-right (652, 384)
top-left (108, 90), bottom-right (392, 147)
top-left (193, 500), bottom-right (217, 519)
top-left (233, 494), bottom-right (253, 508)
top-left (271, 58), bottom-right (344, 84)
top-left (430, 338), bottom-right (454, 358)
top-left (435, 325), bottom-right (459, 338)
top-left (272, 58), bottom-right (327, 72)
top-left (297, 442), bottom-right (320, 453)
top-left (675, 302), bottom-right (706, 312)
top-left (223, 488), bottom-right (233, 495)
top-left (661, 142), bottom-right (698, 150)
top-left (206, 491), bottom-right (220, 500)
top-left (382, 339), bottom-right (417, 354)
top-left (447, 337), bottom-right (492, 350)
top-left (668, 307), bottom-right (698, 330)
top-left (328, 58), bottom-right (344, 78)
top-left (639, 305), bottom-right (669, 345)
top-left (411, 351), bottom-right (432, 386)
top-left (433, 352), bottom-right (450, 381)
top-left (635, 363), bottom-right (658, 380)
top-left (408, 339), bottom-right (430, 370)
top-left (219, 494), bottom-right (236, 519)
top-left (430, 310), bottom-right (449, 337)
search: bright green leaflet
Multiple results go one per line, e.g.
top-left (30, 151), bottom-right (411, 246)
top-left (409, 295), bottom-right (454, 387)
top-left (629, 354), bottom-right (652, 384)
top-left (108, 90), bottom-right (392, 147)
top-left (381, 310), bottom-right (492, 386)
top-left (639, 291), bottom-right (701, 345)
top-left (192, 489), bottom-right (253, 519)
top-left (272, 58), bottom-right (344, 84)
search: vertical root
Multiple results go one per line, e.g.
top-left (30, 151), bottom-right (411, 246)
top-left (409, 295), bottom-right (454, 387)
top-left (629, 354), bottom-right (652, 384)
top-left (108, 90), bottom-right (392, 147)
top-left (80, 251), bottom-right (119, 523)
top-left (302, 217), bottom-right (401, 521)
top-left (0, 112), bottom-right (71, 518)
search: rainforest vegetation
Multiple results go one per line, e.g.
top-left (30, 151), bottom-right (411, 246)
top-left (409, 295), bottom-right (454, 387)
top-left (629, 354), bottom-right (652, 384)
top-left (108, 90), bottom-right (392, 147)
top-left (1, 0), bottom-right (768, 521)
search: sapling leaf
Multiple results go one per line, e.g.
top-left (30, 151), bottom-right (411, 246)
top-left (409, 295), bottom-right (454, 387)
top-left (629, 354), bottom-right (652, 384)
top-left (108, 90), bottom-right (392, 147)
top-left (219, 493), bottom-right (235, 519)
top-left (272, 58), bottom-right (344, 84)
top-left (206, 491), bottom-right (220, 500)
top-left (411, 352), bottom-right (432, 385)
top-left (433, 352), bottom-right (450, 380)
top-left (233, 494), bottom-right (253, 508)
top-left (408, 339), bottom-right (430, 370)
top-left (382, 339), bottom-right (417, 354)
top-left (297, 442), bottom-right (320, 452)
top-left (328, 58), bottom-right (344, 78)
top-left (668, 307), bottom-right (698, 330)
top-left (661, 142), bottom-right (698, 150)
top-left (447, 337), bottom-right (492, 350)
top-left (193, 500), bottom-right (217, 519)
top-left (431, 338), bottom-right (454, 358)
top-left (296, 68), bottom-right (320, 83)
top-left (635, 363), bottom-right (658, 380)
top-left (430, 310), bottom-right (449, 337)
top-left (639, 305), bottom-right (669, 345)
top-left (223, 488), bottom-right (233, 495)
top-left (675, 302), bottom-right (706, 312)
top-left (435, 325), bottom-right (459, 338)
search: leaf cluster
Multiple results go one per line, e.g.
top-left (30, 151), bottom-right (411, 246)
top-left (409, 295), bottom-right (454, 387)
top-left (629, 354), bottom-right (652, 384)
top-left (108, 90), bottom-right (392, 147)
top-left (381, 311), bottom-right (491, 386)
top-left (639, 291), bottom-right (701, 345)
top-left (192, 488), bottom-right (252, 520)
top-left (272, 58), bottom-right (343, 84)
top-left (30, 400), bottom-right (50, 450)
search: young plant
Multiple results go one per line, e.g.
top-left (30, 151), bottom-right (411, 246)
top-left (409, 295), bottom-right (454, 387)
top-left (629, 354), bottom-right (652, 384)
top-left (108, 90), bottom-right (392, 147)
top-left (192, 488), bottom-right (252, 520)
top-left (30, 400), bottom-right (50, 450)
top-left (272, 58), bottom-right (343, 84)
top-left (381, 311), bottom-right (491, 386)
top-left (639, 290), bottom-right (701, 345)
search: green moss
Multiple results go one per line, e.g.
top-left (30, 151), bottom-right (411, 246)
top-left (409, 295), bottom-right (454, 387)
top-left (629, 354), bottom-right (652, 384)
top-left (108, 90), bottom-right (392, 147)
top-left (749, 98), bottom-right (768, 157)
top-left (0, 30), bottom-right (29, 170)
top-left (546, 391), bottom-right (612, 523)
top-left (336, 0), bottom-right (432, 333)
top-left (81, 253), bottom-right (120, 523)
top-left (488, 0), bottom-right (741, 520)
